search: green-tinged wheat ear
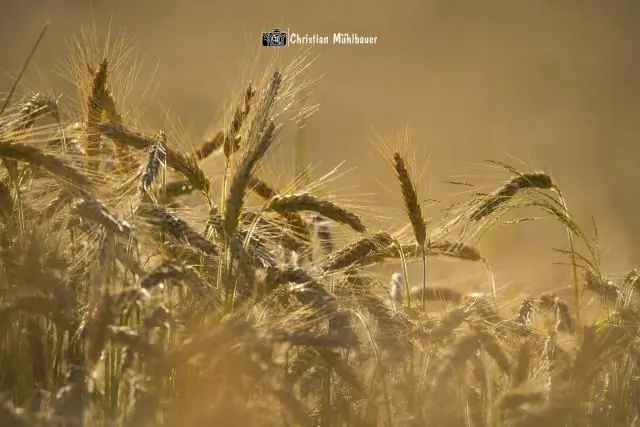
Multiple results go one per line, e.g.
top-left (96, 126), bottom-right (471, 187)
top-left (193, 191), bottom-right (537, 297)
top-left (470, 171), bottom-right (555, 221)
top-left (267, 192), bottom-right (366, 233)
top-left (0, 140), bottom-right (96, 196)
top-left (323, 232), bottom-right (393, 273)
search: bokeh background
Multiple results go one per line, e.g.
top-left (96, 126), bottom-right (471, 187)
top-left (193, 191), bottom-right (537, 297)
top-left (1, 0), bottom-right (639, 295)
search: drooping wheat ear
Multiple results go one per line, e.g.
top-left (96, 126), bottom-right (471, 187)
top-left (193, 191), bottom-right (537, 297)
top-left (0, 140), bottom-right (95, 196)
top-left (239, 210), bottom-right (305, 255)
top-left (224, 120), bottom-right (277, 236)
top-left (99, 123), bottom-right (210, 196)
top-left (140, 131), bottom-right (167, 192)
top-left (138, 204), bottom-right (218, 256)
top-left (165, 148), bottom-right (210, 196)
top-left (268, 193), bottom-right (366, 234)
top-left (463, 292), bottom-right (502, 324)
top-left (429, 240), bottom-right (484, 261)
top-left (406, 284), bottom-right (463, 304)
top-left (248, 175), bottom-right (311, 245)
top-left (98, 122), bottom-right (155, 149)
top-left (247, 174), bottom-right (277, 199)
top-left (470, 171), bottom-right (555, 221)
top-left (193, 84), bottom-right (256, 162)
top-left (323, 232), bottom-right (393, 273)
top-left (3, 93), bottom-right (61, 198)
top-left (85, 58), bottom-right (109, 173)
top-left (12, 93), bottom-right (60, 131)
top-left (195, 130), bottom-right (223, 161)
top-left (361, 240), bottom-right (483, 267)
top-left (74, 198), bottom-right (132, 236)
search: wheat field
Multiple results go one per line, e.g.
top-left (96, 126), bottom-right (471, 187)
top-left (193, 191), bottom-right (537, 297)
top-left (1, 12), bottom-right (640, 427)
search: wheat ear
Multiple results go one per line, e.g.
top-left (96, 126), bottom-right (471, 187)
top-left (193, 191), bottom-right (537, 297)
top-left (393, 151), bottom-right (428, 310)
top-left (224, 120), bottom-right (277, 236)
top-left (470, 171), bottom-right (555, 221)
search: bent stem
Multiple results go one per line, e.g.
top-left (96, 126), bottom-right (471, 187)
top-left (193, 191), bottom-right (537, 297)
top-left (556, 188), bottom-right (582, 331)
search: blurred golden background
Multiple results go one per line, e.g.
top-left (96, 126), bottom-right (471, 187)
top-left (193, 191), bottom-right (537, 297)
top-left (1, 0), bottom-right (639, 294)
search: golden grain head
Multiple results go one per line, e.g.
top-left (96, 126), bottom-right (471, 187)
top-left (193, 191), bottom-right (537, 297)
top-left (0, 19), bottom-right (636, 427)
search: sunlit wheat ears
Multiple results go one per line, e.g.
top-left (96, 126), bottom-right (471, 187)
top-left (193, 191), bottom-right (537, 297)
top-left (470, 171), bottom-right (557, 221)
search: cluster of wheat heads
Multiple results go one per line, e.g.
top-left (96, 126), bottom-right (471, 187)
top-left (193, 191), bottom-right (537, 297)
top-left (1, 30), bottom-right (640, 427)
